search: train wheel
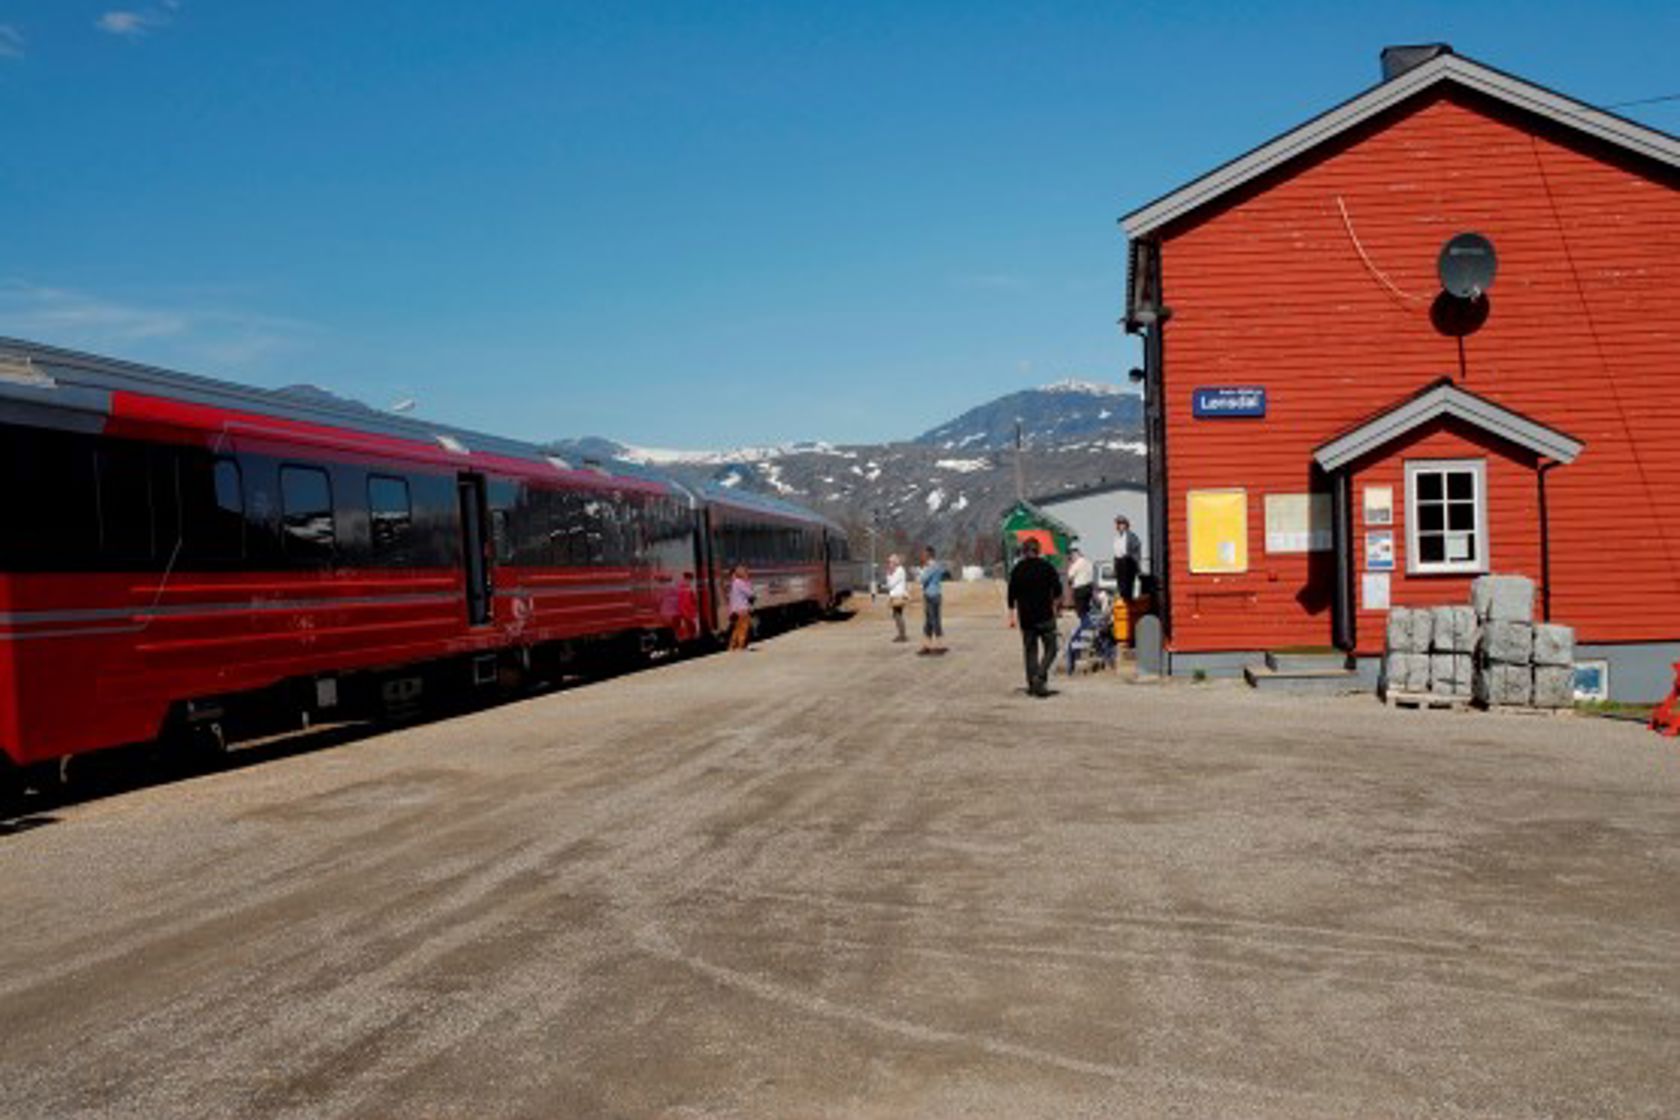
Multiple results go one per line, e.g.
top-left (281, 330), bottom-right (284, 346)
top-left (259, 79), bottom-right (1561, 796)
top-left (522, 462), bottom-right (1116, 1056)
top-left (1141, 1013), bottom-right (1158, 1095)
top-left (0, 759), bottom-right (22, 820)
top-left (186, 722), bottom-right (232, 768)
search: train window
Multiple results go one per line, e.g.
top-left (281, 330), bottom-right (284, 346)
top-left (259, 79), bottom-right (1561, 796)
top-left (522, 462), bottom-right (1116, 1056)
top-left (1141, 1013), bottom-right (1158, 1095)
top-left (95, 444), bottom-right (155, 561)
top-left (511, 486), bottom-right (550, 567)
top-left (178, 454), bottom-right (245, 561)
top-left (544, 490), bottom-right (574, 566)
top-left (407, 473), bottom-right (459, 568)
top-left (280, 465), bottom-right (335, 562)
top-left (487, 478), bottom-right (518, 563)
top-left (0, 426), bottom-right (98, 566)
top-left (580, 497), bottom-right (609, 565)
top-left (368, 475), bottom-right (413, 559)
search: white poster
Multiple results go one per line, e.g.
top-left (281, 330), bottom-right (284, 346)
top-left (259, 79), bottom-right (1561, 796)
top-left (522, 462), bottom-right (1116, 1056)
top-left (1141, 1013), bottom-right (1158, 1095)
top-left (1365, 530), bottom-right (1395, 571)
top-left (1361, 572), bottom-right (1391, 611)
top-left (1364, 486), bottom-right (1393, 526)
top-left (1264, 493), bottom-right (1332, 553)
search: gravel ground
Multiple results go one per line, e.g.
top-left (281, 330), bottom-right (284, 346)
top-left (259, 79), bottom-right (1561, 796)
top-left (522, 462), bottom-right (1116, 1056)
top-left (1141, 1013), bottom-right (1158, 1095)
top-left (2, 582), bottom-right (1677, 1119)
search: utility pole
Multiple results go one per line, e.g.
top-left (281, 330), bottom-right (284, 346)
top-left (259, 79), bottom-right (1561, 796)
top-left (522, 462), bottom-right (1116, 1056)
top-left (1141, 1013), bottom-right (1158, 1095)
top-left (1013, 418), bottom-right (1026, 501)
top-left (868, 509), bottom-right (879, 601)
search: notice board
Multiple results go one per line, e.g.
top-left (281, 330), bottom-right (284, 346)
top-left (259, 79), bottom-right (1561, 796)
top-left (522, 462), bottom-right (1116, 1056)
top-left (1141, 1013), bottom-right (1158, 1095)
top-left (1263, 493), bottom-right (1332, 553)
top-left (1188, 489), bottom-right (1248, 573)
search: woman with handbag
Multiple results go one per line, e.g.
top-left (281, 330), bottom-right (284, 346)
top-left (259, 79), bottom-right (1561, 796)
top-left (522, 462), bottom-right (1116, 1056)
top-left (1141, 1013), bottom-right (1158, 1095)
top-left (727, 565), bottom-right (755, 651)
top-left (885, 554), bottom-right (909, 642)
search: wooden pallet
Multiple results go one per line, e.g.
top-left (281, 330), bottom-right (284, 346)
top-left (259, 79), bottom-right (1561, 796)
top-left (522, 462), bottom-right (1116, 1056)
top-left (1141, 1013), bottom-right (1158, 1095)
top-left (1477, 702), bottom-right (1575, 717)
top-left (1382, 689), bottom-right (1469, 711)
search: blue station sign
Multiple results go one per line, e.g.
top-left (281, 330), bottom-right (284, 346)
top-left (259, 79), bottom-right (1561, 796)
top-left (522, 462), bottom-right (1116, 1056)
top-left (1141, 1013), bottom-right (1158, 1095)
top-left (1192, 386), bottom-right (1267, 419)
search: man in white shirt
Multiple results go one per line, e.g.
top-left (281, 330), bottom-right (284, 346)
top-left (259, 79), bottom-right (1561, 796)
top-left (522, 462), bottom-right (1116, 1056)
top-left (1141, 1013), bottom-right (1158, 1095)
top-left (884, 553), bottom-right (909, 642)
top-left (1066, 546), bottom-right (1095, 619)
top-left (1113, 515), bottom-right (1142, 601)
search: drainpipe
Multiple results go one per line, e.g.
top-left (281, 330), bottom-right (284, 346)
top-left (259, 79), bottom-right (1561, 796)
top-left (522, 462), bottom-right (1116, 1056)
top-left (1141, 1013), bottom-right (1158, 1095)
top-left (1332, 469), bottom-right (1356, 651)
top-left (1132, 240), bottom-right (1171, 641)
top-left (1538, 460), bottom-right (1558, 622)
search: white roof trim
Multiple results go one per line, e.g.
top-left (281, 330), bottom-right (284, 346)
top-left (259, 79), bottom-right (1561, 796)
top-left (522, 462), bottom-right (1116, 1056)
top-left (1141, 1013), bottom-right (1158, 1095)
top-left (1314, 381), bottom-right (1582, 472)
top-left (1122, 53), bottom-right (1680, 238)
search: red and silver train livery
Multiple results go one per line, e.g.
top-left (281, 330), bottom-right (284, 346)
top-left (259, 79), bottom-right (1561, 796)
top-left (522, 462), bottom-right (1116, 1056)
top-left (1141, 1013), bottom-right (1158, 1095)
top-left (0, 339), bottom-right (858, 799)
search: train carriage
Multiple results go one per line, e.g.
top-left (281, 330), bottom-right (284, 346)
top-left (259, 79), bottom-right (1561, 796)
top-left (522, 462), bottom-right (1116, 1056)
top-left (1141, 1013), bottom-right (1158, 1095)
top-left (699, 485), bottom-right (849, 638)
top-left (0, 339), bottom-right (851, 798)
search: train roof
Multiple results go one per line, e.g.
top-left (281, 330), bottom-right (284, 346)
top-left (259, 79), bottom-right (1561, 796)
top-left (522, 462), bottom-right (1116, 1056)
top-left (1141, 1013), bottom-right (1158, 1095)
top-left (0, 336), bottom-right (706, 499)
top-left (699, 481), bottom-right (847, 534)
top-left (0, 337), bottom-right (843, 531)
top-left (0, 335), bottom-right (582, 461)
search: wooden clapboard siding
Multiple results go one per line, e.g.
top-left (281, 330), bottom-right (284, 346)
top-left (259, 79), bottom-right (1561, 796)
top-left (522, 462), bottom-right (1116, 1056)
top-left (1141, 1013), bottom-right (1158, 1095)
top-left (1157, 89), bottom-right (1680, 653)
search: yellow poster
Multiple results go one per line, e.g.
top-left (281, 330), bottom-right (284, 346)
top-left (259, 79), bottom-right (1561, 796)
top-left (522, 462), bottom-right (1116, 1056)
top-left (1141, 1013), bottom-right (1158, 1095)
top-left (1188, 489), bottom-right (1248, 573)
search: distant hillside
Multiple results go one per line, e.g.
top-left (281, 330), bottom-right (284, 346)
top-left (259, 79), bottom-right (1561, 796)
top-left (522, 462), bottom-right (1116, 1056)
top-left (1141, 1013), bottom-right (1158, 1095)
top-left (549, 380), bottom-right (1145, 567)
top-left (916, 380), bottom-right (1143, 450)
top-left (274, 383), bottom-right (382, 415)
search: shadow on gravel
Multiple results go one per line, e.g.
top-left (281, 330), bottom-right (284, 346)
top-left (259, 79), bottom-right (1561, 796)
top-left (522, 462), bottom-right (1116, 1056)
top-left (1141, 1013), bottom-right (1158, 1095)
top-left (0, 614), bottom-right (847, 829)
top-left (0, 814), bottom-right (60, 837)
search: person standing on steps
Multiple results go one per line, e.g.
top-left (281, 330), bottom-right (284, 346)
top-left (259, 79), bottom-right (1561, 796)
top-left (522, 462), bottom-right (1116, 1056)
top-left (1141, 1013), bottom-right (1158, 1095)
top-left (917, 545), bottom-right (948, 655)
top-left (1112, 515), bottom-right (1142, 603)
top-left (727, 564), bottom-right (755, 651)
top-left (1008, 537), bottom-right (1064, 697)
top-left (885, 553), bottom-right (909, 642)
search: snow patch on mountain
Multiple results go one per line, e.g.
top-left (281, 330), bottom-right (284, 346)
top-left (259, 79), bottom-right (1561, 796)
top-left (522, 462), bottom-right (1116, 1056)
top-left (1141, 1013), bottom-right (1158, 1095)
top-left (618, 440), bottom-right (840, 467)
top-left (758, 462), bottom-right (800, 495)
top-left (934, 457), bottom-right (990, 473)
top-left (1038, 378), bottom-right (1127, 397)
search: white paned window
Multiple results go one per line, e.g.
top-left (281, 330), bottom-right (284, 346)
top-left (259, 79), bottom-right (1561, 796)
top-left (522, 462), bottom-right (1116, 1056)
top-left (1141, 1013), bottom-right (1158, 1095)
top-left (1404, 459), bottom-right (1488, 575)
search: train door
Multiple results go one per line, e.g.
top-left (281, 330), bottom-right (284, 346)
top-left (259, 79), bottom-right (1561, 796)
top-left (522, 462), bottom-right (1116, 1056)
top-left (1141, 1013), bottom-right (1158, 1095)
top-left (820, 529), bottom-right (836, 608)
top-left (457, 474), bottom-right (492, 626)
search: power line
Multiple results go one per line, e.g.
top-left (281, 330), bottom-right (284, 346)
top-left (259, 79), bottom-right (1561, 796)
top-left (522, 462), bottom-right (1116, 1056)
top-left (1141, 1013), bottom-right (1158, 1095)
top-left (1604, 92), bottom-right (1680, 109)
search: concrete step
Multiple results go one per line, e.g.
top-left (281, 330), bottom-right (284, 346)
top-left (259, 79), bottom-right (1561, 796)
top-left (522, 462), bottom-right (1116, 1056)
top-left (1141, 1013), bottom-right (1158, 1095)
top-left (1243, 664), bottom-right (1369, 696)
top-left (1264, 650), bottom-right (1352, 673)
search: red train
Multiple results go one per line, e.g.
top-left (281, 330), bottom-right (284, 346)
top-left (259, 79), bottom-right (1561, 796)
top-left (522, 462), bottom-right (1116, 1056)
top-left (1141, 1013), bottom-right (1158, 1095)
top-left (0, 339), bottom-right (859, 800)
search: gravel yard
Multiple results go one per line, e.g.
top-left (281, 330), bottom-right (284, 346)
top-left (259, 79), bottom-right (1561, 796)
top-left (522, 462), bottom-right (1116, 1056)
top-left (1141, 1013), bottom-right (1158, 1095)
top-left (3, 581), bottom-right (1677, 1118)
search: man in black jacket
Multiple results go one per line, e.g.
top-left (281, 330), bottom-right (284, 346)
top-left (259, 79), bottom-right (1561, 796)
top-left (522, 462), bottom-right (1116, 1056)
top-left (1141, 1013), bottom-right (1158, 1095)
top-left (1007, 538), bottom-right (1064, 698)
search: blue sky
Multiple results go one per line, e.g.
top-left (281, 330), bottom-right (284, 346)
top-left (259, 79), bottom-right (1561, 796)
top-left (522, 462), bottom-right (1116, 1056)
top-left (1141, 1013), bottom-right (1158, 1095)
top-left (2, 2), bottom-right (1675, 448)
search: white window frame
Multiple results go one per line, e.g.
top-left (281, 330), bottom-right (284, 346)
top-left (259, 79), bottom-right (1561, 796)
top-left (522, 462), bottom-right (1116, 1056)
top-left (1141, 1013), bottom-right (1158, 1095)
top-left (1404, 458), bottom-right (1488, 575)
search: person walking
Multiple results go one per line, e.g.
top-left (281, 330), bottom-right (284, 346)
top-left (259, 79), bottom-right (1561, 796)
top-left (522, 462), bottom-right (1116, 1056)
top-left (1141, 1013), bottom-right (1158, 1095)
top-left (917, 545), bottom-right (948, 655)
top-left (1066, 545), bottom-right (1095, 621)
top-left (726, 564), bottom-right (754, 651)
top-left (884, 553), bottom-right (909, 642)
top-left (1112, 515), bottom-right (1142, 602)
top-left (1007, 537), bottom-right (1064, 697)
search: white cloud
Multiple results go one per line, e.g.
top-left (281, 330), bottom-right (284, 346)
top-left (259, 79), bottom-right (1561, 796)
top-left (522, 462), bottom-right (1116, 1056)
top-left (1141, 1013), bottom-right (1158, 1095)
top-left (97, 3), bottom-right (178, 38)
top-left (1, 282), bottom-right (188, 339)
top-left (0, 25), bottom-right (24, 59)
top-left (0, 281), bottom-right (313, 373)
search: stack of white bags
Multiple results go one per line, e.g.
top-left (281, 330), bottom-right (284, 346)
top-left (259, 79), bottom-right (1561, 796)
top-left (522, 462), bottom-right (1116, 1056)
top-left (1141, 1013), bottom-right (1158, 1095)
top-left (1382, 574), bottom-right (1575, 709)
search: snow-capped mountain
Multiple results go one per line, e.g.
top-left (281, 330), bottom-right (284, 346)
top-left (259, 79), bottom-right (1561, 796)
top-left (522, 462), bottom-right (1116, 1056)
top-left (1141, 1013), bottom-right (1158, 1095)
top-left (915, 380), bottom-right (1143, 451)
top-left (548, 381), bottom-right (1145, 567)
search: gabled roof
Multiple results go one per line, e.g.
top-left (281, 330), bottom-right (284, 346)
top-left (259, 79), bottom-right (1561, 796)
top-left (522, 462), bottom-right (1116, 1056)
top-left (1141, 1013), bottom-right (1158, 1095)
top-left (1029, 478), bottom-right (1147, 507)
top-left (1002, 499), bottom-right (1077, 538)
top-left (1121, 50), bottom-right (1680, 239)
top-left (1313, 378), bottom-right (1583, 472)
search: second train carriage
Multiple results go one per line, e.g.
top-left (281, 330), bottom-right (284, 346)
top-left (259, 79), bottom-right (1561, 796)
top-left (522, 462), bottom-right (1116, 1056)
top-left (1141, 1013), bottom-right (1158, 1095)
top-left (0, 338), bottom-right (854, 794)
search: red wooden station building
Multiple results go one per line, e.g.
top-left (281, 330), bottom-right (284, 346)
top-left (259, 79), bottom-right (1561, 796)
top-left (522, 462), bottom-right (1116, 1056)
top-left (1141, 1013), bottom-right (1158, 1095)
top-left (1121, 45), bottom-right (1680, 700)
